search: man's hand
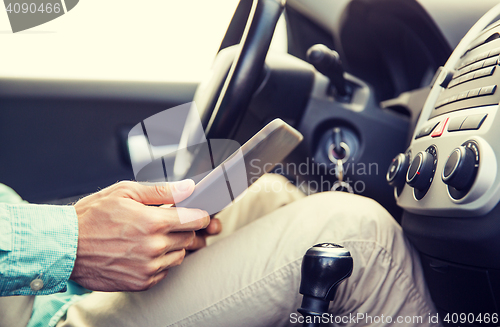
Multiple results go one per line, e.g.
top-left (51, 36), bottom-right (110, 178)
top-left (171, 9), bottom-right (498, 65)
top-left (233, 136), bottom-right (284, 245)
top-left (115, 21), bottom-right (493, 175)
top-left (71, 180), bottom-right (209, 292)
top-left (186, 218), bottom-right (223, 251)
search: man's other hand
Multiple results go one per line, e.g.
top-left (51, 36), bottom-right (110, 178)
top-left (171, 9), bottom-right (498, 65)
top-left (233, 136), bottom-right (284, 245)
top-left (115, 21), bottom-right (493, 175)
top-left (71, 180), bottom-right (209, 292)
top-left (186, 217), bottom-right (223, 251)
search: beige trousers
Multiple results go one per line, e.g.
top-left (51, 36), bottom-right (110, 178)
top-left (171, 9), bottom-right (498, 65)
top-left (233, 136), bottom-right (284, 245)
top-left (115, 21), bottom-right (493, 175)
top-left (55, 174), bottom-right (439, 327)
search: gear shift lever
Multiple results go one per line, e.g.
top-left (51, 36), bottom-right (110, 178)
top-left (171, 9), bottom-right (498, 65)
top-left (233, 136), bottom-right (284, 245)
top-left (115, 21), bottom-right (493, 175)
top-left (306, 44), bottom-right (349, 97)
top-left (298, 243), bottom-right (353, 327)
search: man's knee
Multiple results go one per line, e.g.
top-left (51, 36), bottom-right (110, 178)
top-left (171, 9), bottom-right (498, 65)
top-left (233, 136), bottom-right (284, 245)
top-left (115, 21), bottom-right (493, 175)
top-left (301, 191), bottom-right (393, 221)
top-left (290, 191), bottom-right (400, 244)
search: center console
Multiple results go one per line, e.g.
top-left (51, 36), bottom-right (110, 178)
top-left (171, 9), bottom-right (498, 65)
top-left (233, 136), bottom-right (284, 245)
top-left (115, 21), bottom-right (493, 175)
top-left (387, 5), bottom-right (500, 321)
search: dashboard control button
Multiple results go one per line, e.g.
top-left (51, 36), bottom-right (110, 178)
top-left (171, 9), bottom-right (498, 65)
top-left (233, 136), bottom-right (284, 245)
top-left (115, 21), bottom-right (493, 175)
top-left (448, 79), bottom-right (458, 88)
top-left (431, 118), bottom-right (449, 137)
top-left (477, 51), bottom-right (490, 61)
top-left (461, 73), bottom-right (474, 83)
top-left (455, 65), bottom-right (471, 78)
top-left (474, 66), bottom-right (495, 78)
top-left (470, 61), bottom-right (484, 71)
top-left (460, 114), bottom-right (487, 130)
top-left (468, 88), bottom-right (481, 98)
top-left (455, 52), bottom-right (500, 77)
top-left (460, 58), bottom-right (474, 69)
top-left (448, 94), bottom-right (458, 103)
top-left (386, 153), bottom-right (409, 188)
top-left (489, 48), bottom-right (500, 57)
top-left (459, 58), bottom-right (472, 69)
top-left (479, 84), bottom-right (497, 95)
top-left (406, 151), bottom-right (434, 191)
top-left (457, 91), bottom-right (469, 100)
top-left (415, 121), bottom-right (440, 139)
top-left (483, 56), bottom-right (498, 67)
top-left (442, 146), bottom-right (476, 190)
top-left (448, 116), bottom-right (467, 132)
top-left (460, 59), bottom-right (473, 68)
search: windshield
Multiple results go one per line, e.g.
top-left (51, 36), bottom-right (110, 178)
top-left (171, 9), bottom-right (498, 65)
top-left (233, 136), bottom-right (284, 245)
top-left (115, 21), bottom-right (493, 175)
top-left (0, 0), bottom-right (240, 82)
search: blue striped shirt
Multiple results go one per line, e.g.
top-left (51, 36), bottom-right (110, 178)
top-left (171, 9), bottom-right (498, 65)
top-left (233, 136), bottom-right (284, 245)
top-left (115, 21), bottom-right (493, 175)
top-left (0, 184), bottom-right (78, 296)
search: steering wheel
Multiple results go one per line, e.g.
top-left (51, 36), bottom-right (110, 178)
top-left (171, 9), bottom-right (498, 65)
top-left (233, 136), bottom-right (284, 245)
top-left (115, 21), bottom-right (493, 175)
top-left (194, 0), bottom-right (285, 140)
top-left (172, 0), bottom-right (285, 180)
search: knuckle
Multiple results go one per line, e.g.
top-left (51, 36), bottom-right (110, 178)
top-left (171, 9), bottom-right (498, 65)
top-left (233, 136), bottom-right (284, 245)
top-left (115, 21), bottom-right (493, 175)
top-left (193, 220), bottom-right (204, 230)
top-left (182, 232), bottom-right (195, 248)
top-left (145, 274), bottom-right (163, 290)
top-left (161, 215), bottom-right (173, 231)
top-left (175, 257), bottom-right (185, 266)
top-left (115, 180), bottom-right (134, 191)
top-left (141, 280), bottom-right (154, 291)
top-left (144, 279), bottom-right (156, 290)
top-left (171, 250), bottom-right (186, 267)
top-left (147, 238), bottom-right (167, 257)
top-left (153, 183), bottom-right (170, 199)
top-left (188, 232), bottom-right (196, 246)
top-left (112, 181), bottom-right (137, 198)
top-left (144, 262), bottom-right (160, 276)
top-left (143, 211), bottom-right (170, 234)
top-left (144, 219), bottom-right (162, 235)
top-left (105, 196), bottom-right (123, 208)
top-left (130, 280), bottom-right (149, 292)
top-left (154, 272), bottom-right (168, 286)
top-left (198, 211), bottom-right (210, 229)
top-left (203, 214), bottom-right (210, 227)
top-left (190, 211), bottom-right (209, 230)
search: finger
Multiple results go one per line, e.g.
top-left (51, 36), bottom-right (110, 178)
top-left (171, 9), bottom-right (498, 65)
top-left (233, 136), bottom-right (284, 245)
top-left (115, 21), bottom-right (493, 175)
top-left (140, 206), bottom-right (209, 233)
top-left (142, 249), bottom-right (186, 290)
top-left (205, 218), bottom-right (222, 235)
top-left (157, 248), bottom-right (186, 273)
top-left (186, 235), bottom-right (207, 251)
top-left (115, 180), bottom-right (195, 205)
top-left (148, 270), bottom-right (169, 289)
top-left (156, 231), bottom-right (195, 254)
top-left (167, 208), bottom-right (210, 231)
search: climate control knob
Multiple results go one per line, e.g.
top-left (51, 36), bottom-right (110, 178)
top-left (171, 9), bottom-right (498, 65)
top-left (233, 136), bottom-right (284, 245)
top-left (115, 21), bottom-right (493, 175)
top-left (406, 151), bottom-right (435, 191)
top-left (442, 146), bottom-right (476, 190)
top-left (387, 153), bottom-right (408, 187)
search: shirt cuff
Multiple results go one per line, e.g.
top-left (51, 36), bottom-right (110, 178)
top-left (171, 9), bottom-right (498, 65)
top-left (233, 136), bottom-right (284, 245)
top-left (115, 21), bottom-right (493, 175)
top-left (0, 203), bottom-right (78, 296)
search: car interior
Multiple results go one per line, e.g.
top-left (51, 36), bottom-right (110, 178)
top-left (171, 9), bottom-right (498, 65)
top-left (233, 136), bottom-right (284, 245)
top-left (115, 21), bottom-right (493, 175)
top-left (2, 0), bottom-right (500, 325)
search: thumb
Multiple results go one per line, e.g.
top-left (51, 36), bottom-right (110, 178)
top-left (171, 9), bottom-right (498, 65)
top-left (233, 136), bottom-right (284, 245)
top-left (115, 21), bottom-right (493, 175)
top-left (127, 179), bottom-right (195, 205)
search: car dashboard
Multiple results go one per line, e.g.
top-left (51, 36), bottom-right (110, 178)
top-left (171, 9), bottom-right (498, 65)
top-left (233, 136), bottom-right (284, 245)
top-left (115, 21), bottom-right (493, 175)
top-left (391, 8), bottom-right (500, 319)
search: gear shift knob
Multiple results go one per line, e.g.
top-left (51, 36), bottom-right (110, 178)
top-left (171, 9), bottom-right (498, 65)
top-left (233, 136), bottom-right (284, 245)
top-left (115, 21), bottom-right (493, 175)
top-left (298, 243), bottom-right (353, 326)
top-left (306, 44), bottom-right (349, 97)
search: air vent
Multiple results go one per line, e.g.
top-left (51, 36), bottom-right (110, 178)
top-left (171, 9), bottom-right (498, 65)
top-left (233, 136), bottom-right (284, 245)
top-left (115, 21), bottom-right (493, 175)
top-left (463, 32), bottom-right (500, 58)
top-left (485, 32), bottom-right (500, 43)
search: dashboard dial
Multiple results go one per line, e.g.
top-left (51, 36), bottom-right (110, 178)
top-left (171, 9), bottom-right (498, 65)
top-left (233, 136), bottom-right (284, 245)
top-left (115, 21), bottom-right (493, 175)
top-left (387, 153), bottom-right (409, 187)
top-left (406, 146), bottom-right (438, 199)
top-left (444, 141), bottom-right (480, 200)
